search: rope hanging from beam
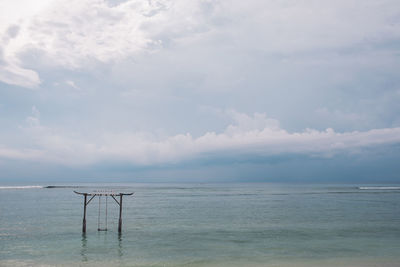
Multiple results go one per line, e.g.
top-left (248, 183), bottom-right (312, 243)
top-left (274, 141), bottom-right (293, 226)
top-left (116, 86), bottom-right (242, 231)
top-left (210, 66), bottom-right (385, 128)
top-left (97, 195), bottom-right (108, 231)
top-left (98, 195), bottom-right (101, 230)
top-left (105, 195), bottom-right (108, 230)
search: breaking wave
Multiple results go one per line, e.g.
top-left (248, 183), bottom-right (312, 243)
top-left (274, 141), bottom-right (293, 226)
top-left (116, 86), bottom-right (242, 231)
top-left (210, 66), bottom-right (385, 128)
top-left (359, 186), bottom-right (400, 190)
top-left (0, 185), bottom-right (43, 190)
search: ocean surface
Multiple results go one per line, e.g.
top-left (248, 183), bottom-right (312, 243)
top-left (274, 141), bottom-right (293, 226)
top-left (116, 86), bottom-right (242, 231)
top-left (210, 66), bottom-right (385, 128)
top-left (0, 183), bottom-right (400, 267)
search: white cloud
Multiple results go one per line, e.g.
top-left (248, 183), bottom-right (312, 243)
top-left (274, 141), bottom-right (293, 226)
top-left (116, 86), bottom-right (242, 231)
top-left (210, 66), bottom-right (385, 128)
top-left (0, 63), bottom-right (40, 88)
top-left (0, 147), bottom-right (44, 161)
top-left (0, 0), bottom-right (53, 88)
top-left (1, 0), bottom-right (399, 88)
top-left (65, 80), bottom-right (79, 90)
top-left (1, 110), bottom-right (399, 166)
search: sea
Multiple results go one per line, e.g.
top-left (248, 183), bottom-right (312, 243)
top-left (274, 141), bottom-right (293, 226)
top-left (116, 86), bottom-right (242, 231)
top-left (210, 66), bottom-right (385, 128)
top-left (0, 183), bottom-right (400, 267)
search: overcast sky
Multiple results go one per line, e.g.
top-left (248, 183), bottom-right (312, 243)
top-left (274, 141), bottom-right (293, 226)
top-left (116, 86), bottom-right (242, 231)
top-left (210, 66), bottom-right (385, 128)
top-left (0, 0), bottom-right (400, 183)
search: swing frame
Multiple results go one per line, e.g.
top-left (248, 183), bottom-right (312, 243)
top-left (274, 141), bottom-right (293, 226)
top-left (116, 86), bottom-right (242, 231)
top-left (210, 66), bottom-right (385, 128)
top-left (74, 191), bottom-right (134, 233)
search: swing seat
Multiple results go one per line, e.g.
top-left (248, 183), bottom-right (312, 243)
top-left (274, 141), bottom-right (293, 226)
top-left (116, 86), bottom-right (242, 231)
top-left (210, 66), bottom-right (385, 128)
top-left (97, 228), bottom-right (108, 231)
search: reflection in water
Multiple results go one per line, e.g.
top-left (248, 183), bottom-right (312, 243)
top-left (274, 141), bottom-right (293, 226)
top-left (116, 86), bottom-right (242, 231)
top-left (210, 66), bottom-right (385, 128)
top-left (80, 232), bottom-right (124, 262)
top-left (118, 233), bottom-right (123, 257)
top-left (81, 233), bottom-right (88, 262)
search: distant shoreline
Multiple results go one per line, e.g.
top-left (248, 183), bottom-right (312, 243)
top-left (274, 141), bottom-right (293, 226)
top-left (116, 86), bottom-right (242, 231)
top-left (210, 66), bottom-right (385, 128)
top-left (44, 185), bottom-right (86, 189)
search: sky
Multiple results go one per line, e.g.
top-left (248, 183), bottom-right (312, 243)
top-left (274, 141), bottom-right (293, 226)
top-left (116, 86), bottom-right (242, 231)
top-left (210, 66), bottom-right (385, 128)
top-left (0, 0), bottom-right (400, 183)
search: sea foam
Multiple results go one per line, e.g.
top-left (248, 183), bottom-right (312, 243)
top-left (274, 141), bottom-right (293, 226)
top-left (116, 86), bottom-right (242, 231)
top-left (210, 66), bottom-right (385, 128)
top-left (359, 186), bottom-right (400, 190)
top-left (0, 186), bottom-right (43, 190)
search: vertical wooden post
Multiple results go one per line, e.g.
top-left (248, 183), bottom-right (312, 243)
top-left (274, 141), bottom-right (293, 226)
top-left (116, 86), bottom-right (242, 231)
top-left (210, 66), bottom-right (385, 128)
top-left (118, 194), bottom-right (123, 233)
top-left (83, 194), bottom-right (87, 233)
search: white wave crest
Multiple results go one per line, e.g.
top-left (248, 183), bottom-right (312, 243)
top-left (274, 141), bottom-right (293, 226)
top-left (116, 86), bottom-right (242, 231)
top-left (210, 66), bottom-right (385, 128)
top-left (0, 186), bottom-right (43, 189)
top-left (359, 186), bottom-right (400, 190)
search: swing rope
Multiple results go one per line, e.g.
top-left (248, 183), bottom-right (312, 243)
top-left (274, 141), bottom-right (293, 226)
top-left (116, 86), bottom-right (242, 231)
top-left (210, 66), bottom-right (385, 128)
top-left (105, 195), bottom-right (108, 229)
top-left (97, 195), bottom-right (108, 231)
top-left (98, 195), bottom-right (101, 230)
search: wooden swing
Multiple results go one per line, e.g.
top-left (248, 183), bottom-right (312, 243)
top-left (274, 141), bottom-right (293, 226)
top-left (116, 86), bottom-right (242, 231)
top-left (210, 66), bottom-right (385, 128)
top-left (74, 190), bottom-right (134, 233)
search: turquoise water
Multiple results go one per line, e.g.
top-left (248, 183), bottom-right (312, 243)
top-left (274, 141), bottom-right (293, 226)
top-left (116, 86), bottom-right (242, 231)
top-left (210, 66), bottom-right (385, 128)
top-left (0, 183), bottom-right (400, 266)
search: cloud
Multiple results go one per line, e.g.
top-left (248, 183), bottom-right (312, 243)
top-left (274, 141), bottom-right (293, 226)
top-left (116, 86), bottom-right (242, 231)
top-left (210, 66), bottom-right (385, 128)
top-left (0, 1), bottom-right (399, 182)
top-left (65, 80), bottom-right (79, 90)
top-left (0, 23), bottom-right (40, 88)
top-left (0, 63), bottom-right (40, 88)
top-left (0, 147), bottom-right (44, 161)
top-left (1, 110), bottom-right (399, 167)
top-left (1, 0), bottom-right (400, 88)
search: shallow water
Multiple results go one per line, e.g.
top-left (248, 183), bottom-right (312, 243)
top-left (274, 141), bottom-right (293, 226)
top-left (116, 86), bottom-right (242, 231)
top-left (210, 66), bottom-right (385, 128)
top-left (0, 183), bottom-right (400, 266)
